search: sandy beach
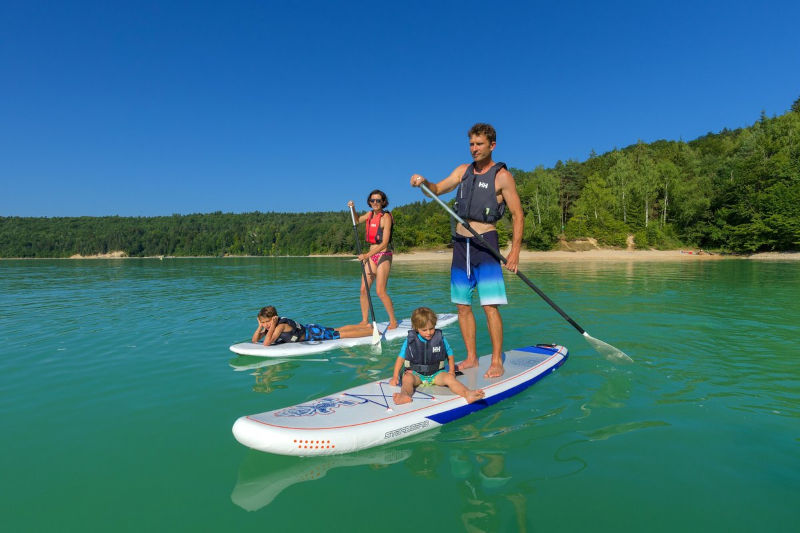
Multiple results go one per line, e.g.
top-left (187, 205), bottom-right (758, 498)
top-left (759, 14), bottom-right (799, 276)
top-left (69, 251), bottom-right (129, 259)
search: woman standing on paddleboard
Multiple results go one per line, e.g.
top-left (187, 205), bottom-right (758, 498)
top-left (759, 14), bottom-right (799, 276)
top-left (347, 190), bottom-right (399, 330)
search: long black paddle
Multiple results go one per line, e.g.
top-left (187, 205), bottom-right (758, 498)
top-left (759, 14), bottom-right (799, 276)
top-left (419, 183), bottom-right (632, 362)
top-left (349, 204), bottom-right (382, 348)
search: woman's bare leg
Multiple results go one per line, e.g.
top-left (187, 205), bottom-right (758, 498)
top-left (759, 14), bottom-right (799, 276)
top-left (375, 258), bottom-right (398, 328)
top-left (358, 261), bottom-right (376, 325)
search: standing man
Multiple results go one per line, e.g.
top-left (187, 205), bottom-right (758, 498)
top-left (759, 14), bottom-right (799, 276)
top-left (410, 123), bottom-right (524, 378)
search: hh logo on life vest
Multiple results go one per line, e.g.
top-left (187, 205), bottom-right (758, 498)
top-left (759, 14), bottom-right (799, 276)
top-left (478, 181), bottom-right (489, 189)
top-left (432, 346), bottom-right (441, 353)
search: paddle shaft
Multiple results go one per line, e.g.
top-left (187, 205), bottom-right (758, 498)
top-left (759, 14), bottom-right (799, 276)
top-left (349, 205), bottom-right (379, 325)
top-left (419, 183), bottom-right (588, 336)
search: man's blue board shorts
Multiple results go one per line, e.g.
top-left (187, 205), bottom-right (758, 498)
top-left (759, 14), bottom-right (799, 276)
top-left (451, 231), bottom-right (507, 306)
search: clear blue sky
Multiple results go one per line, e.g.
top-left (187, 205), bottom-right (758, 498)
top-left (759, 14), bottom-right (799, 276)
top-left (2, 0), bottom-right (798, 217)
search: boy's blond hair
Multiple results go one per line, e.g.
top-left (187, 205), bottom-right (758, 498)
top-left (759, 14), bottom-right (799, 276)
top-left (258, 306), bottom-right (278, 319)
top-left (411, 307), bottom-right (438, 330)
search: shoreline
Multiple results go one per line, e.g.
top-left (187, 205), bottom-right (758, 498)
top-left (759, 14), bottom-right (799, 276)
top-left (393, 248), bottom-right (731, 262)
top-left (3, 249), bottom-right (799, 261)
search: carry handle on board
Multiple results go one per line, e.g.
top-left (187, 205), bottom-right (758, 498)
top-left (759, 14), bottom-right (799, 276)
top-left (349, 204), bottom-right (382, 347)
top-left (418, 182), bottom-right (631, 363)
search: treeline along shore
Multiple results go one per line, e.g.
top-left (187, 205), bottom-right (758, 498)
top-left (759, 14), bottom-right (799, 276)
top-left (2, 102), bottom-right (799, 259)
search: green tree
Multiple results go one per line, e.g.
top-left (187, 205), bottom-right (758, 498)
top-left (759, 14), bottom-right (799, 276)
top-left (608, 150), bottom-right (634, 224)
top-left (514, 166), bottom-right (560, 249)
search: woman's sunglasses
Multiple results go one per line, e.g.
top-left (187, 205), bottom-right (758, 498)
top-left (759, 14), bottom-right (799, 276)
top-left (369, 198), bottom-right (384, 204)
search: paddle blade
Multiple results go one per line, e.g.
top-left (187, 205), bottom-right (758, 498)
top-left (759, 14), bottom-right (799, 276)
top-left (372, 322), bottom-right (382, 352)
top-left (583, 332), bottom-right (633, 363)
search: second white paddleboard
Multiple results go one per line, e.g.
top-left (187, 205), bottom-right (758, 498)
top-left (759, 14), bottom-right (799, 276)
top-left (230, 313), bottom-right (458, 357)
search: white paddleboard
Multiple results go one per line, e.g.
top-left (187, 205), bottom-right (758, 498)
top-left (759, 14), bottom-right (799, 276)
top-left (229, 313), bottom-right (458, 357)
top-left (232, 344), bottom-right (568, 456)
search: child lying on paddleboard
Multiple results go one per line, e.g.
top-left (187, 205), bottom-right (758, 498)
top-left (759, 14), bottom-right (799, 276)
top-left (253, 306), bottom-right (375, 346)
top-left (390, 307), bottom-right (485, 405)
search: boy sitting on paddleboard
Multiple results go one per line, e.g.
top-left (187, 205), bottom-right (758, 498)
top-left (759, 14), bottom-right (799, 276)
top-left (390, 307), bottom-right (485, 405)
top-left (253, 306), bottom-right (374, 346)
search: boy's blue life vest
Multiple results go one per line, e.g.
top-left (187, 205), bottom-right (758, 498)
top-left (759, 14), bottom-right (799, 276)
top-left (365, 210), bottom-right (392, 245)
top-left (404, 329), bottom-right (446, 376)
top-left (453, 162), bottom-right (507, 223)
top-left (274, 317), bottom-right (305, 344)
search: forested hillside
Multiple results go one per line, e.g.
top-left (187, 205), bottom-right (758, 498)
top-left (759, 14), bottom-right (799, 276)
top-left (2, 100), bottom-right (798, 257)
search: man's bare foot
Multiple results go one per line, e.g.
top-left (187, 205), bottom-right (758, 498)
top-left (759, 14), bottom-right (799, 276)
top-left (357, 320), bottom-right (369, 326)
top-left (387, 321), bottom-right (399, 330)
top-left (484, 362), bottom-right (504, 379)
top-left (465, 389), bottom-right (485, 403)
top-left (455, 358), bottom-right (479, 372)
top-left (393, 392), bottom-right (412, 405)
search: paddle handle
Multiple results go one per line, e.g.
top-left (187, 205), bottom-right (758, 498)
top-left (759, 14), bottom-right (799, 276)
top-left (419, 183), bottom-right (587, 336)
top-left (348, 204), bottom-right (378, 325)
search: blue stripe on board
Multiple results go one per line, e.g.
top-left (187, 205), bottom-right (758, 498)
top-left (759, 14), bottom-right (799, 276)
top-left (425, 352), bottom-right (568, 425)
top-left (517, 345), bottom-right (559, 355)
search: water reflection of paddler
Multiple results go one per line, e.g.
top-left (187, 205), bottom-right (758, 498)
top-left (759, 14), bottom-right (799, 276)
top-left (449, 412), bottom-right (513, 490)
top-left (446, 410), bottom-right (528, 530)
top-left (252, 306), bottom-right (374, 346)
top-left (451, 447), bottom-right (529, 532)
top-left (229, 356), bottom-right (331, 393)
top-left (450, 449), bottom-right (512, 492)
top-left (329, 349), bottom-right (389, 383)
top-left (452, 447), bottom-right (523, 528)
top-left (229, 356), bottom-right (330, 373)
top-left (404, 442), bottom-right (444, 479)
top-left (231, 447), bottom-right (412, 511)
top-left (251, 362), bottom-right (295, 395)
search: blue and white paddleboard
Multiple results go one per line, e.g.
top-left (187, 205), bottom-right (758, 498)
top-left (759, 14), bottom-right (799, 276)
top-left (229, 313), bottom-right (458, 357)
top-left (232, 344), bottom-right (567, 456)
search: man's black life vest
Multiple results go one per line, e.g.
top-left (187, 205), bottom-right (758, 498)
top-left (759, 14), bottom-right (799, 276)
top-left (365, 211), bottom-right (392, 245)
top-left (453, 162), bottom-right (507, 223)
top-left (274, 317), bottom-right (305, 344)
top-left (404, 329), bottom-right (446, 376)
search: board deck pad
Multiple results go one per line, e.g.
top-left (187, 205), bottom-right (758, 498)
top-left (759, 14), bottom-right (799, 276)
top-left (232, 344), bottom-right (567, 456)
top-left (230, 313), bottom-right (458, 357)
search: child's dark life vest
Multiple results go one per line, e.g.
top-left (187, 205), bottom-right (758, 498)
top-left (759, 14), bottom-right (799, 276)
top-left (404, 329), bottom-right (446, 376)
top-left (274, 317), bottom-right (305, 344)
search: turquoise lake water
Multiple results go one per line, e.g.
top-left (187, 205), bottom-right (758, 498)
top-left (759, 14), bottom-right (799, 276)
top-left (1, 257), bottom-right (798, 532)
